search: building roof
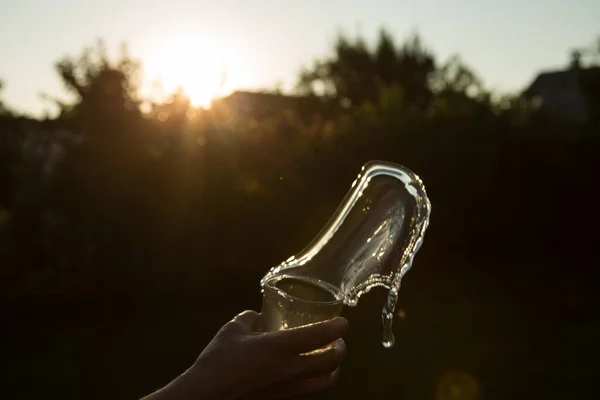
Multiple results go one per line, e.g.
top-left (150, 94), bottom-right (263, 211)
top-left (524, 66), bottom-right (600, 96)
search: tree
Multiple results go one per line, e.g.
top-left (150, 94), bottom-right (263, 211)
top-left (53, 40), bottom-right (141, 130)
top-left (22, 41), bottom-right (157, 296)
top-left (0, 81), bottom-right (20, 209)
top-left (374, 29), bottom-right (398, 88)
top-left (428, 55), bottom-right (492, 118)
top-left (297, 30), bottom-right (436, 112)
top-left (0, 80), bottom-right (10, 116)
top-left (146, 87), bottom-right (193, 132)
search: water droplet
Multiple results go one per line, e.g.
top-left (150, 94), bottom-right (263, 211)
top-left (381, 308), bottom-right (396, 347)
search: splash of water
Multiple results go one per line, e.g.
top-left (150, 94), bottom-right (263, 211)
top-left (261, 161), bottom-right (431, 347)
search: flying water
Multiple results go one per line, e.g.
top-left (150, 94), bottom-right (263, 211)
top-left (260, 161), bottom-right (431, 347)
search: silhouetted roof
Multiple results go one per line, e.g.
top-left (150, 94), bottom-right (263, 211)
top-left (524, 67), bottom-right (600, 96)
top-left (212, 90), bottom-right (322, 118)
top-left (217, 90), bottom-right (310, 105)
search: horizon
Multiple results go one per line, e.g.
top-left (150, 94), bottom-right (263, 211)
top-left (1, 0), bottom-right (599, 116)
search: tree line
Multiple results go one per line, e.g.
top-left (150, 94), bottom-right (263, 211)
top-left (0, 30), bottom-right (598, 314)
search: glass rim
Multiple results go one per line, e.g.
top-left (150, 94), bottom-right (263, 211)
top-left (263, 275), bottom-right (344, 306)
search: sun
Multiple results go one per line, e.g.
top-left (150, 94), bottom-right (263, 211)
top-left (142, 35), bottom-right (234, 107)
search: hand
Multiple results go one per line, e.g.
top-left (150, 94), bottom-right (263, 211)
top-left (143, 310), bottom-right (348, 400)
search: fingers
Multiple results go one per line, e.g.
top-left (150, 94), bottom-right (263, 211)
top-left (291, 338), bottom-right (346, 379)
top-left (270, 317), bottom-right (348, 353)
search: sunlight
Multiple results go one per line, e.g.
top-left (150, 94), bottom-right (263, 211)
top-left (142, 34), bottom-right (248, 108)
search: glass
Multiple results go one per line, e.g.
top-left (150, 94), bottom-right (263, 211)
top-left (260, 161), bottom-right (431, 347)
top-left (259, 275), bottom-right (344, 332)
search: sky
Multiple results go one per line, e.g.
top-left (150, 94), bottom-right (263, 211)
top-left (0, 0), bottom-right (598, 115)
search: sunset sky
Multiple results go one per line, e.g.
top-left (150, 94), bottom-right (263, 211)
top-left (0, 0), bottom-right (598, 115)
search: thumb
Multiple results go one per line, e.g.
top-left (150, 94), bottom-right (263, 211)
top-left (231, 310), bottom-right (261, 332)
